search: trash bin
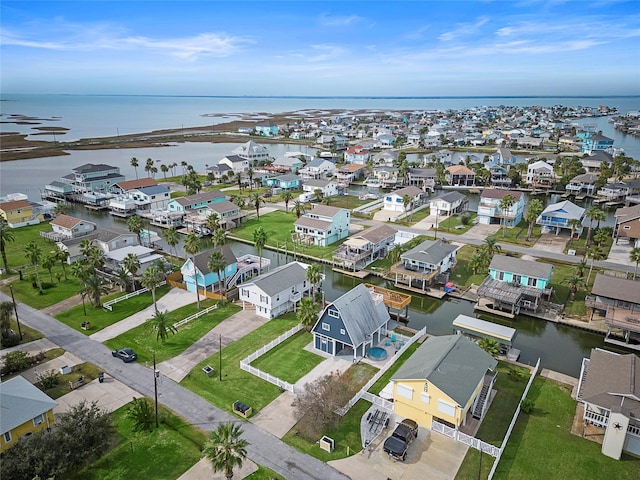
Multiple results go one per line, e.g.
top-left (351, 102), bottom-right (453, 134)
top-left (98, 372), bottom-right (104, 383)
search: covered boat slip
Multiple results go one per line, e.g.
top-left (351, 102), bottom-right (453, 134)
top-left (452, 314), bottom-right (520, 361)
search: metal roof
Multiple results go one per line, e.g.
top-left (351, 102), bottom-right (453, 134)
top-left (452, 314), bottom-right (516, 344)
top-left (0, 376), bottom-right (58, 434)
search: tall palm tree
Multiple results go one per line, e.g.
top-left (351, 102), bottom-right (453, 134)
top-left (297, 297), bottom-right (320, 330)
top-left (130, 157), bottom-right (139, 180)
top-left (0, 220), bottom-right (15, 273)
top-left (148, 310), bottom-right (178, 344)
top-left (211, 228), bottom-right (226, 248)
top-left (160, 163), bottom-right (169, 180)
top-left (115, 268), bottom-right (130, 292)
top-left (141, 265), bottom-right (164, 313)
top-left (144, 157), bottom-right (154, 177)
top-left (593, 229), bottom-right (609, 247)
top-left (163, 227), bottom-right (180, 266)
top-left (53, 244), bottom-right (69, 280)
top-left (82, 274), bottom-right (109, 308)
top-left (123, 253), bottom-right (141, 292)
top-left (253, 226), bottom-right (267, 272)
top-left (481, 237), bottom-right (502, 257)
top-left (205, 213), bottom-right (221, 233)
top-left (498, 194), bottom-right (516, 237)
top-left (630, 247), bottom-right (640, 280)
top-left (292, 200), bottom-right (305, 218)
top-left (524, 198), bottom-right (544, 242)
top-left (208, 249), bottom-right (227, 298)
top-left (586, 246), bottom-right (605, 284)
top-left (247, 167), bottom-right (254, 190)
top-left (584, 206), bottom-right (605, 247)
top-left (235, 172), bottom-right (243, 192)
top-left (567, 218), bottom-right (583, 243)
top-left (563, 275), bottom-right (586, 301)
top-left (203, 423), bottom-right (249, 480)
top-left (281, 190), bottom-right (293, 212)
top-left (127, 215), bottom-right (144, 246)
top-left (184, 232), bottom-right (202, 309)
top-left (41, 253), bottom-right (56, 283)
top-left (576, 259), bottom-right (588, 278)
top-left (305, 263), bottom-right (322, 301)
top-left (402, 194), bottom-right (414, 221)
top-left (24, 241), bottom-right (43, 292)
top-left (249, 191), bottom-right (264, 218)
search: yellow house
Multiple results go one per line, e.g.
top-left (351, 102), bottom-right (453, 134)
top-left (0, 375), bottom-right (57, 452)
top-left (391, 334), bottom-right (497, 429)
top-left (0, 199), bottom-right (43, 228)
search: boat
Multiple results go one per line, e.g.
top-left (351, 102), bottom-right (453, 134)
top-left (363, 177), bottom-right (381, 188)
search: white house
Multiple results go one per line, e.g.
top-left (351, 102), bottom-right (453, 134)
top-left (294, 205), bottom-right (350, 246)
top-left (49, 214), bottom-right (96, 239)
top-left (383, 186), bottom-right (425, 213)
top-left (343, 144), bottom-right (371, 164)
top-left (299, 158), bottom-right (337, 180)
top-left (477, 189), bottom-right (525, 226)
top-left (302, 179), bottom-right (340, 198)
top-left (430, 191), bottom-right (468, 216)
top-left (105, 245), bottom-right (165, 274)
top-left (218, 155), bottom-right (250, 174)
top-left (525, 160), bottom-right (555, 188)
top-left (238, 261), bottom-right (316, 319)
top-left (232, 140), bottom-right (270, 165)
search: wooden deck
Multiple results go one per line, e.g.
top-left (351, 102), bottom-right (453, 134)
top-left (364, 283), bottom-right (412, 309)
top-left (332, 267), bottom-right (370, 279)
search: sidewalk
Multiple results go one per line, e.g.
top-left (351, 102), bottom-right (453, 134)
top-left (54, 376), bottom-right (142, 415)
top-left (90, 288), bottom-right (196, 342)
top-left (0, 337), bottom-right (58, 361)
top-left (177, 457), bottom-right (258, 480)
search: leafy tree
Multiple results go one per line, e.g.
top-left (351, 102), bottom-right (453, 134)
top-left (127, 397), bottom-right (155, 431)
top-left (2, 350), bottom-right (32, 373)
top-left (498, 194), bottom-right (516, 237)
top-left (208, 249), bottom-right (227, 297)
top-left (297, 297), bottom-right (319, 331)
top-left (184, 232), bottom-right (202, 309)
top-left (563, 275), bottom-right (586, 300)
top-left (127, 215), bottom-right (144, 246)
top-left (130, 157), bottom-right (139, 179)
top-left (141, 265), bottom-right (164, 313)
top-left (481, 237), bottom-right (502, 258)
top-left (203, 423), bottom-right (249, 480)
top-left (281, 190), bottom-right (293, 212)
top-left (524, 198), bottom-right (543, 242)
top-left (35, 369), bottom-right (60, 390)
top-left (148, 310), bottom-right (177, 344)
top-left (478, 338), bottom-right (500, 358)
top-left (123, 253), bottom-right (141, 292)
top-left (630, 247), bottom-right (640, 280)
top-left (163, 227), bottom-right (180, 266)
top-left (24, 241), bottom-right (43, 293)
top-left (253, 226), bottom-right (267, 272)
top-left (0, 219), bottom-right (15, 273)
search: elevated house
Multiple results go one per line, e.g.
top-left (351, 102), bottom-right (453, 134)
top-left (0, 199), bottom-right (45, 228)
top-left (58, 163), bottom-right (125, 194)
top-left (383, 186), bottom-right (425, 214)
top-left (311, 284), bottom-right (390, 360)
top-left (45, 214), bottom-right (96, 241)
top-left (582, 133), bottom-right (614, 154)
top-left (238, 261), bottom-right (315, 319)
top-left (490, 147), bottom-right (516, 166)
top-left (180, 246), bottom-right (240, 294)
top-left (0, 376), bottom-right (57, 452)
top-left (586, 273), bottom-right (640, 343)
top-left (218, 155), bottom-right (250, 174)
top-left (366, 166), bottom-right (398, 189)
top-left (597, 181), bottom-right (640, 202)
top-left (109, 184), bottom-right (171, 217)
top-left (167, 191), bottom-right (226, 215)
top-left (581, 151), bottom-right (614, 173)
top-left (332, 224), bottom-right (396, 271)
top-left (302, 179), bottom-right (340, 198)
top-left (110, 177), bottom-right (158, 195)
top-left (488, 164), bottom-right (512, 187)
top-left (614, 204), bottom-right (640, 247)
top-left (335, 164), bottom-right (366, 185)
top-left (477, 255), bottom-right (553, 316)
top-left (391, 335), bottom-right (498, 429)
top-left (576, 348), bottom-right (640, 458)
top-left (390, 239), bottom-right (457, 292)
top-left (477, 189), bottom-right (525, 227)
top-left (407, 168), bottom-right (436, 192)
top-left (343, 144), bottom-right (371, 164)
top-left (536, 200), bottom-right (585, 236)
top-left (445, 165), bottom-right (475, 186)
top-left (232, 140), bottom-right (271, 165)
top-left (525, 160), bottom-right (556, 189)
top-left (430, 191), bottom-right (468, 216)
top-left (372, 150), bottom-right (398, 166)
top-left (293, 205), bottom-right (350, 247)
top-left (566, 173), bottom-right (598, 196)
top-left (204, 200), bottom-right (247, 230)
top-left (58, 228), bottom-right (138, 263)
top-left (105, 245), bottom-right (165, 275)
top-left (206, 163), bottom-right (233, 180)
top-left (254, 123), bottom-right (279, 137)
top-left (272, 155), bottom-right (304, 174)
top-left (298, 158), bottom-right (337, 180)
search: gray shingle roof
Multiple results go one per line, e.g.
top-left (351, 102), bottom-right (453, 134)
top-left (192, 245), bottom-right (237, 275)
top-left (307, 205), bottom-right (344, 217)
top-left (480, 189), bottom-right (523, 200)
top-left (174, 191), bottom-right (225, 206)
top-left (358, 224), bottom-right (397, 243)
top-left (392, 335), bottom-right (497, 407)
top-left (1, 376), bottom-right (58, 434)
top-left (402, 239), bottom-right (457, 265)
top-left (489, 255), bottom-right (553, 280)
top-left (437, 191), bottom-right (467, 204)
top-left (591, 273), bottom-right (640, 304)
top-left (242, 261), bottom-right (309, 296)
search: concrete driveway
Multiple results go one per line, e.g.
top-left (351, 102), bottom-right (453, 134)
top-left (607, 237), bottom-right (633, 266)
top-left (177, 457), bottom-right (258, 480)
top-left (462, 223), bottom-right (500, 241)
top-left (54, 375), bottom-right (141, 414)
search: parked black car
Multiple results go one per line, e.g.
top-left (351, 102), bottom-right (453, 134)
top-left (383, 419), bottom-right (419, 461)
top-left (111, 348), bottom-right (137, 363)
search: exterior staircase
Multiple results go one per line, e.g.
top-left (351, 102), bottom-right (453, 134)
top-left (472, 373), bottom-right (497, 419)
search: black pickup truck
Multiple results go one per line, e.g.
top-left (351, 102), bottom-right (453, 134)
top-left (382, 419), bottom-right (419, 461)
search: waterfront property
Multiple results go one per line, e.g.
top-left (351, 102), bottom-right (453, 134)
top-left (167, 191), bottom-right (226, 215)
top-left (217, 155), bottom-right (251, 174)
top-left (110, 177), bottom-right (158, 195)
top-left (203, 200), bottom-right (247, 230)
top-left (109, 184), bottom-right (171, 217)
top-left (490, 147), bottom-right (516, 166)
top-left (477, 255), bottom-right (554, 316)
top-left (272, 155), bottom-right (304, 173)
top-left (429, 191), bottom-right (468, 216)
top-left (301, 178), bottom-right (340, 198)
top-left (614, 204), bottom-right (640, 247)
top-left (582, 132), bottom-right (614, 154)
top-left (383, 186), bottom-right (425, 213)
top-left (45, 214), bottom-right (96, 240)
top-left (407, 167), bottom-right (436, 192)
top-left (311, 283), bottom-right (390, 360)
top-left (180, 246), bottom-right (238, 294)
top-left (365, 165), bottom-right (398, 189)
top-left (576, 348), bottom-right (640, 458)
top-left (238, 261), bottom-right (314, 319)
top-left (566, 173), bottom-right (598, 196)
top-left (232, 140), bottom-right (271, 165)
top-left (487, 163), bottom-right (511, 187)
top-left (391, 334), bottom-right (498, 429)
top-left (263, 174), bottom-right (301, 190)
top-left (254, 123), bottom-right (279, 137)
top-left (58, 228), bottom-right (139, 263)
top-left (581, 151), bottom-right (614, 174)
top-left (335, 164), bottom-right (366, 185)
top-left (0, 199), bottom-right (45, 228)
top-left (298, 158), bottom-right (337, 180)
top-left (343, 144), bottom-right (371, 164)
top-left (332, 224), bottom-right (396, 271)
top-left (389, 239), bottom-right (458, 292)
top-left (48, 163), bottom-right (125, 195)
top-left (0, 376), bottom-right (57, 453)
top-left (105, 245), bottom-right (165, 275)
top-left (477, 189), bottom-right (525, 227)
top-left (586, 273), bottom-right (640, 344)
top-left (452, 314), bottom-right (519, 361)
top-left (445, 165), bottom-right (476, 186)
top-left (293, 205), bottom-right (350, 247)
top-left (525, 160), bottom-right (556, 189)
top-left (536, 200), bottom-right (585, 236)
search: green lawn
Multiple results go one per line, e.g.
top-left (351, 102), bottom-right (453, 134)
top-left (180, 314), bottom-right (302, 415)
top-left (2, 277), bottom-right (85, 309)
top-left (245, 467), bottom-right (285, 480)
top-left (542, 259), bottom-right (601, 317)
top-left (450, 245), bottom-right (491, 288)
top-left (104, 301), bottom-right (240, 365)
top-left (393, 207), bottom-right (432, 226)
top-left (251, 330), bottom-right (325, 384)
top-left (1, 222), bottom-right (55, 273)
top-left (564, 232), bottom-right (613, 258)
top-left (368, 235), bottom-right (431, 273)
top-left (54, 285), bottom-right (171, 334)
top-left (38, 362), bottom-right (102, 399)
top-left (0, 318), bottom-right (43, 348)
top-left (488, 220), bottom-right (542, 246)
top-left (437, 213), bottom-right (477, 235)
top-left (78, 402), bottom-right (207, 480)
top-left (321, 195), bottom-right (370, 210)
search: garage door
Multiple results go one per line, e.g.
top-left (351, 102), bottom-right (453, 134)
top-left (624, 434), bottom-right (640, 456)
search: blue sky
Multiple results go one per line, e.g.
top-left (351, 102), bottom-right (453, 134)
top-left (1, 1), bottom-right (639, 96)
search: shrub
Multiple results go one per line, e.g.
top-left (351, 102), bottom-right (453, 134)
top-left (460, 212), bottom-right (472, 225)
top-left (508, 367), bottom-right (527, 381)
top-left (1, 331), bottom-right (20, 348)
top-left (127, 397), bottom-right (155, 432)
top-left (521, 397), bottom-right (535, 414)
top-left (2, 350), bottom-right (32, 374)
top-left (36, 369), bottom-right (60, 390)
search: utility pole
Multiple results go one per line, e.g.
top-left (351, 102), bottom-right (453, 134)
top-left (219, 334), bottom-right (222, 381)
top-left (153, 353), bottom-right (159, 429)
top-left (8, 284), bottom-right (23, 340)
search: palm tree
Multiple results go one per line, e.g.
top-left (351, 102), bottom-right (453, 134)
top-left (576, 259), bottom-right (588, 278)
top-left (247, 167), bottom-right (254, 190)
top-left (470, 248), bottom-right (490, 274)
top-left (524, 198), bottom-right (543, 242)
top-left (481, 237), bottom-right (502, 257)
top-left (79, 238), bottom-right (95, 258)
top-left (115, 268), bottom-right (130, 292)
top-left (402, 194), bottom-right (414, 221)
top-left (82, 274), bottom-right (109, 308)
top-left (478, 338), bottom-right (500, 358)
top-left (127, 215), bottom-right (144, 246)
top-left (184, 232), bottom-right (202, 309)
top-left (249, 191), bottom-right (264, 218)
top-left (630, 247), bottom-right (640, 280)
top-left (212, 228), bottom-right (226, 248)
top-left (208, 249), bottom-right (227, 298)
top-left (205, 213), bottom-right (221, 233)
top-left (313, 188), bottom-right (324, 203)
top-left (253, 226), bottom-right (267, 272)
top-left (203, 423), bottom-right (249, 480)
top-left (235, 172), bottom-right (243, 192)
top-left (586, 246), bottom-right (605, 284)
top-left (148, 310), bottom-right (178, 344)
top-left (563, 275), bottom-right (586, 300)
top-left (281, 190), bottom-right (293, 212)
top-left (498, 194), bottom-right (516, 237)
top-left (24, 241), bottom-right (43, 292)
top-left (306, 263), bottom-right (322, 301)
top-left (0, 220), bottom-right (15, 273)
top-left (123, 253), bottom-right (141, 292)
top-left (292, 200), bottom-right (305, 218)
top-left (130, 157), bottom-right (139, 180)
top-left (41, 253), bottom-right (56, 283)
top-left (141, 266), bottom-right (164, 313)
top-left (593, 229), bottom-right (609, 247)
top-left (584, 206), bottom-right (605, 247)
top-left (71, 260), bottom-right (91, 288)
top-left (144, 157), bottom-right (154, 177)
top-left (297, 297), bottom-right (319, 330)
top-left (163, 227), bottom-right (180, 266)
top-left (53, 203), bottom-right (67, 216)
top-left (567, 218), bottom-right (583, 243)
top-left (53, 244), bottom-right (69, 280)
top-left (160, 163), bottom-right (169, 180)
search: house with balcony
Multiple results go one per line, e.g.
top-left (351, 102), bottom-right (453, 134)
top-left (332, 224), bottom-right (396, 271)
top-left (205, 163), bottom-right (233, 180)
top-left (390, 239), bottom-right (458, 292)
top-left (218, 155), bottom-right (250, 174)
top-left (238, 261), bottom-right (315, 319)
top-left (311, 283), bottom-right (390, 360)
top-left (490, 147), bottom-right (516, 166)
top-left (586, 273), bottom-right (640, 343)
top-left (293, 205), bottom-right (350, 247)
top-left (525, 160), bottom-right (556, 189)
top-left (581, 151), bottom-right (614, 173)
top-left (343, 144), bottom-right (371, 164)
top-left (477, 255), bottom-right (553, 316)
top-left (60, 163), bottom-right (125, 194)
top-left (597, 181), bottom-right (640, 202)
top-left (318, 134), bottom-right (349, 150)
top-left (488, 164), bottom-right (512, 187)
top-left (0, 199), bottom-right (44, 228)
top-left (180, 246), bottom-right (239, 295)
top-left (383, 186), bottom-right (425, 213)
top-left (429, 191), bottom-right (468, 216)
top-left (536, 200), bottom-right (585, 236)
top-left (445, 165), bottom-right (475, 186)
top-left (1, 376), bottom-right (57, 452)
top-left (298, 158), bottom-right (337, 180)
top-left (576, 348), bottom-right (640, 458)
top-left (205, 200), bottom-right (247, 230)
top-left (110, 177), bottom-right (158, 195)
top-left (254, 123), bottom-right (279, 137)
top-left (46, 214), bottom-right (96, 240)
top-left (302, 179), bottom-right (340, 198)
top-left (614, 204), bottom-right (640, 247)
top-left (582, 133), bottom-right (614, 154)
top-left (232, 140), bottom-right (271, 165)
top-left (372, 150), bottom-right (398, 166)
top-left (391, 334), bottom-right (497, 429)
top-left (109, 184), bottom-right (171, 217)
top-left (264, 174), bottom-right (301, 191)
top-left (167, 191), bottom-right (226, 215)
top-left (365, 166), bottom-right (398, 189)
top-left (477, 189), bottom-right (525, 226)
top-left (272, 155), bottom-right (304, 174)
top-left (407, 168), bottom-right (436, 192)
top-left (566, 173), bottom-right (598, 196)
top-left (105, 245), bottom-right (165, 275)
top-left (335, 164), bottom-right (366, 185)
top-left (58, 228), bottom-right (139, 263)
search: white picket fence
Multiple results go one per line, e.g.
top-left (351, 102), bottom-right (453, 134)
top-left (173, 304), bottom-right (218, 329)
top-left (239, 324), bottom-right (304, 394)
top-left (432, 420), bottom-right (500, 457)
top-left (102, 281), bottom-right (166, 311)
top-left (335, 327), bottom-right (427, 416)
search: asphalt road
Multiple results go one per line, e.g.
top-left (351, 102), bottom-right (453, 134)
top-left (1, 291), bottom-right (350, 480)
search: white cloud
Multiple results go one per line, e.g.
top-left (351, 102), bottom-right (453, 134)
top-left (439, 16), bottom-right (490, 42)
top-left (318, 13), bottom-right (365, 27)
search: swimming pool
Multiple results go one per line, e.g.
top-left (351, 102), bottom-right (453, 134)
top-left (367, 346), bottom-right (388, 361)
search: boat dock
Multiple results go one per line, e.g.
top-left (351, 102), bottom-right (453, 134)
top-left (332, 267), bottom-right (370, 279)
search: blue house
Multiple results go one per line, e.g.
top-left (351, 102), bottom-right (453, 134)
top-left (264, 174), bottom-right (301, 190)
top-left (255, 123), bottom-right (279, 137)
top-left (582, 133), bottom-right (614, 154)
top-left (180, 246), bottom-right (237, 294)
top-left (488, 255), bottom-right (553, 290)
top-left (167, 191), bottom-right (226, 215)
top-left (311, 284), bottom-right (390, 360)
top-left (293, 205), bottom-right (350, 246)
top-left (536, 200), bottom-right (585, 236)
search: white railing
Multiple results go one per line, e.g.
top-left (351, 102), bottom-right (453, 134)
top-left (487, 358), bottom-right (540, 480)
top-left (432, 420), bottom-right (500, 458)
top-left (102, 281), bottom-right (166, 311)
top-left (360, 391), bottom-right (394, 410)
top-left (336, 327), bottom-right (426, 416)
top-left (584, 409), bottom-right (609, 428)
top-left (628, 423), bottom-right (640, 436)
top-left (173, 304), bottom-right (218, 329)
top-left (239, 324), bottom-right (304, 393)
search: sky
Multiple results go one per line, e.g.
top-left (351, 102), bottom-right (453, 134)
top-left (1, 1), bottom-right (639, 97)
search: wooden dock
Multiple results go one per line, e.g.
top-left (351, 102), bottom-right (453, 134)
top-left (332, 267), bottom-right (370, 279)
top-left (474, 303), bottom-right (516, 319)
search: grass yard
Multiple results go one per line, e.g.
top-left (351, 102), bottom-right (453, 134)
top-left (543, 259), bottom-right (600, 317)
top-left (245, 467), bottom-right (285, 480)
top-left (450, 245), bottom-right (491, 288)
top-left (394, 207), bottom-right (431, 226)
top-left (38, 362), bottom-right (102, 399)
top-left (368, 235), bottom-right (430, 273)
top-left (437, 213), bottom-right (477, 235)
top-left (0, 318), bottom-right (43, 348)
top-left (180, 314), bottom-right (302, 415)
top-left (487, 220), bottom-right (542, 246)
top-left (104, 301), bottom-right (240, 365)
top-left (564, 233), bottom-right (613, 258)
top-left (322, 195), bottom-right (370, 210)
top-left (1, 223), bottom-right (56, 273)
top-left (250, 330), bottom-right (325, 384)
top-left (78, 402), bottom-right (207, 480)
top-left (2, 277), bottom-right (85, 310)
top-left (54, 285), bottom-right (171, 334)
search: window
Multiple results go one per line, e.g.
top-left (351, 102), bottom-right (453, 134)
top-left (4, 431), bottom-right (12, 443)
top-left (328, 309), bottom-right (339, 319)
top-left (322, 322), bottom-right (330, 331)
top-left (527, 277), bottom-right (538, 287)
top-left (497, 271), bottom-right (505, 281)
top-left (421, 392), bottom-right (430, 404)
top-left (397, 384), bottom-right (413, 400)
top-left (623, 226), bottom-right (630, 230)
top-left (340, 328), bottom-right (346, 335)
top-left (438, 399), bottom-right (456, 417)
top-left (513, 274), bottom-right (522, 284)
top-left (32, 414), bottom-right (44, 426)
